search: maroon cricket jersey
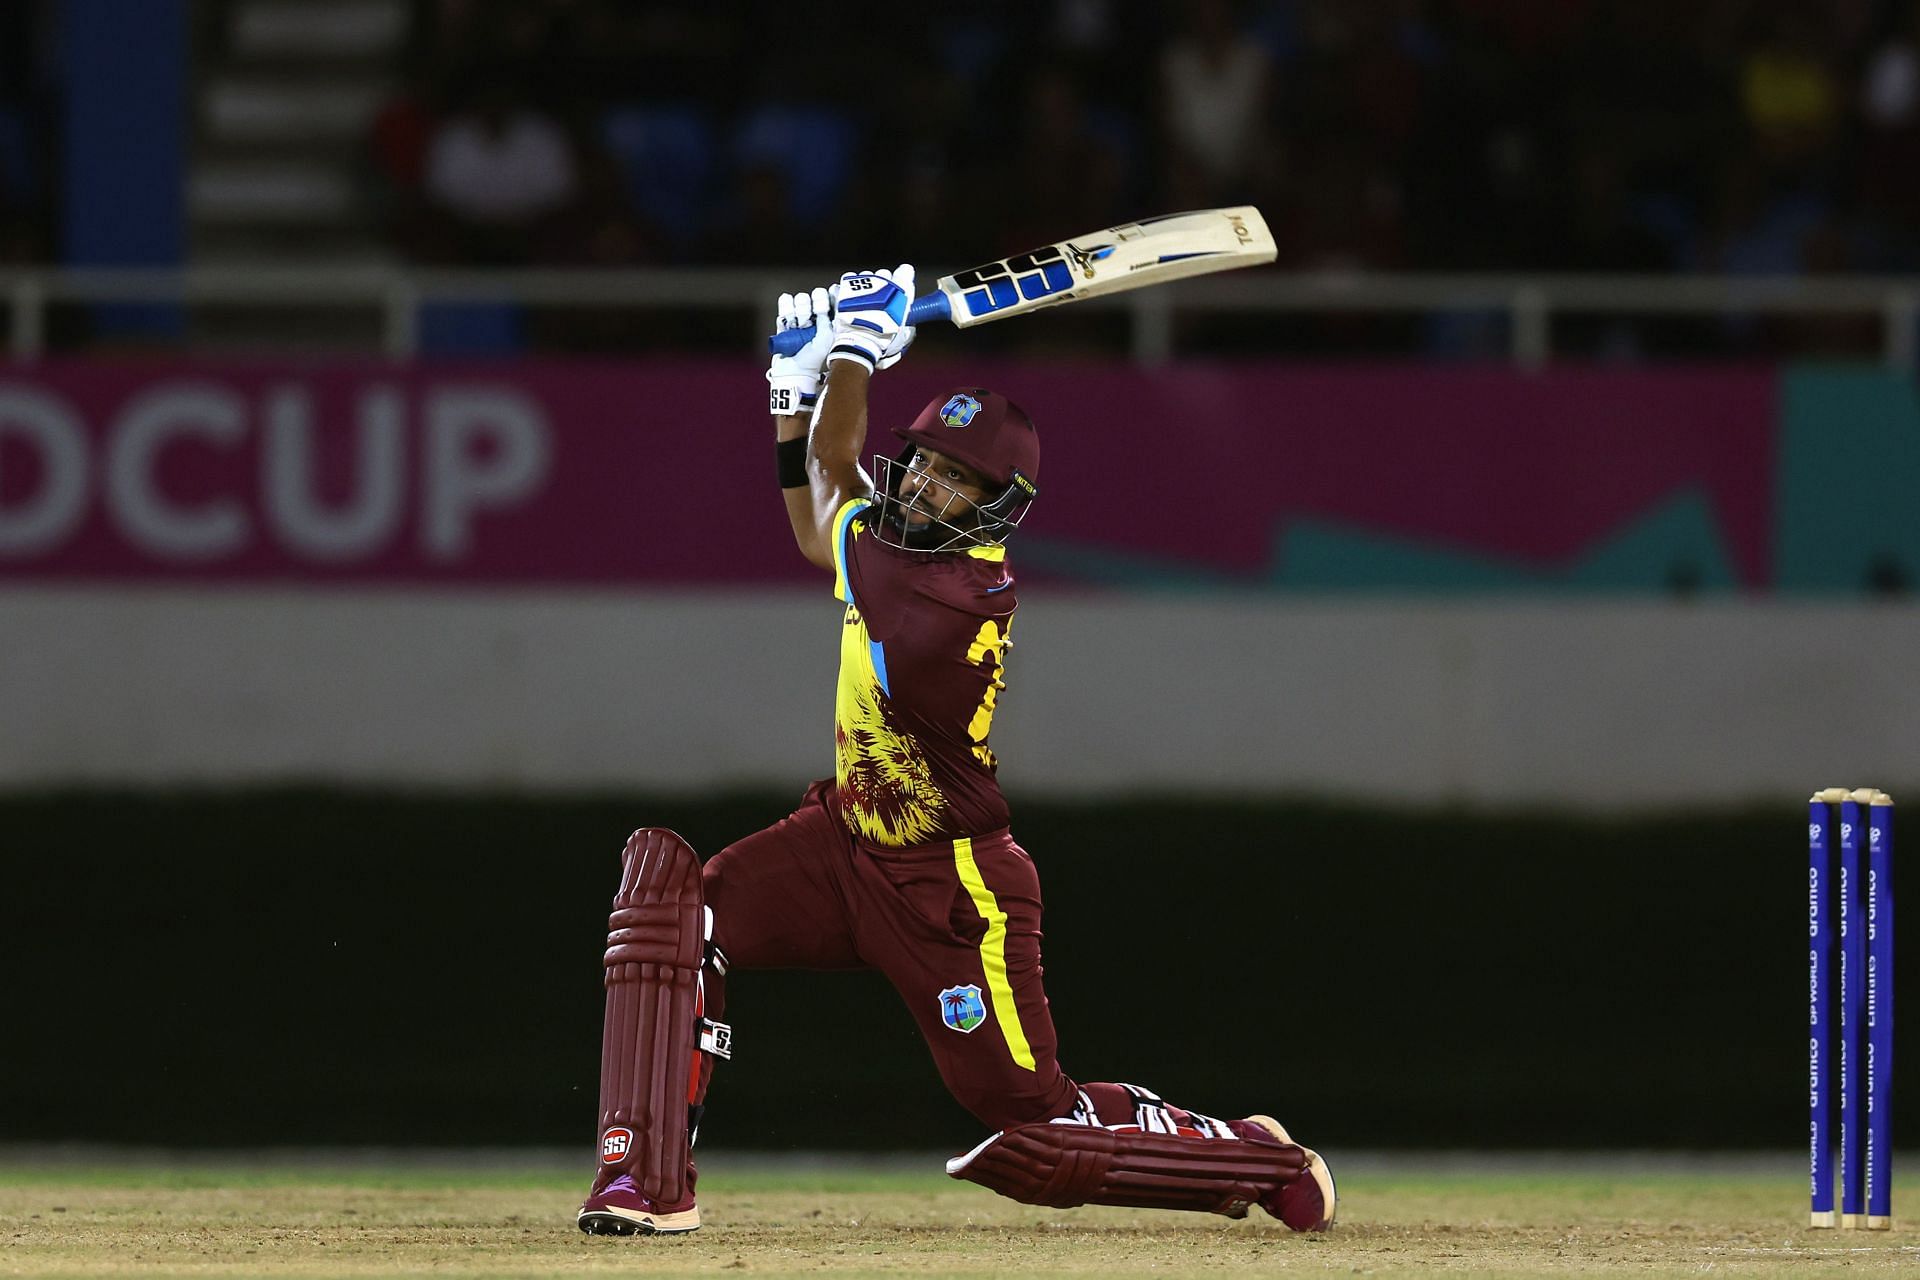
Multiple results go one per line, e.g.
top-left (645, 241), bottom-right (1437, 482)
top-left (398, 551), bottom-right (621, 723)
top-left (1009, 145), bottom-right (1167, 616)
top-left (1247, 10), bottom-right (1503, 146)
top-left (829, 497), bottom-right (1015, 847)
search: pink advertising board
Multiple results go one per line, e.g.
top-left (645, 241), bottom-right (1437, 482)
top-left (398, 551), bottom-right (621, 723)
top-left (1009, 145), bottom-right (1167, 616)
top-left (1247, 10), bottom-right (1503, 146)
top-left (0, 360), bottom-right (1776, 587)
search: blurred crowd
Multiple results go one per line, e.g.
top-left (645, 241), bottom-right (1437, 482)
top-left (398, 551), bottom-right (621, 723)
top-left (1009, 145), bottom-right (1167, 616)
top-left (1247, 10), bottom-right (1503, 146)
top-left (374, 0), bottom-right (1920, 278)
top-left (0, 3), bottom-right (47, 266)
top-left (7, 0), bottom-right (1920, 287)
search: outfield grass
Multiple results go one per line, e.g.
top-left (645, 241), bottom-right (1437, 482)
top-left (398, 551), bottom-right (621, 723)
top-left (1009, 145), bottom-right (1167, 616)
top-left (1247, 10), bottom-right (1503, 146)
top-left (3, 1151), bottom-right (1916, 1277)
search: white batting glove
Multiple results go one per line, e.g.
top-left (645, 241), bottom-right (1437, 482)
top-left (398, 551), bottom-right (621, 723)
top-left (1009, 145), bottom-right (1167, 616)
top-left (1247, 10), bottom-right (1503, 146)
top-left (828, 265), bottom-right (917, 375)
top-left (766, 285), bottom-right (833, 416)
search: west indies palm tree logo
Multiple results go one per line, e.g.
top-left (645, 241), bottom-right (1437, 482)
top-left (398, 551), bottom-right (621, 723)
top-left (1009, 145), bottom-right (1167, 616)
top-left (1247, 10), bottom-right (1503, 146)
top-left (938, 983), bottom-right (986, 1034)
top-left (940, 394), bottom-right (981, 428)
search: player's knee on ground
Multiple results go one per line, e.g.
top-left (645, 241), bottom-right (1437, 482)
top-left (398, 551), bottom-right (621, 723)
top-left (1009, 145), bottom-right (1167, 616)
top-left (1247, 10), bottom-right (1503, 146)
top-left (945, 1081), bottom-right (1333, 1228)
top-left (946, 1113), bottom-right (1309, 1218)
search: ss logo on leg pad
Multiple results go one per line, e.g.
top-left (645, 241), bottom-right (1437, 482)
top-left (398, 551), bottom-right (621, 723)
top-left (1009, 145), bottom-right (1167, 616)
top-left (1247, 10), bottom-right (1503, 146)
top-left (601, 1127), bottom-right (634, 1164)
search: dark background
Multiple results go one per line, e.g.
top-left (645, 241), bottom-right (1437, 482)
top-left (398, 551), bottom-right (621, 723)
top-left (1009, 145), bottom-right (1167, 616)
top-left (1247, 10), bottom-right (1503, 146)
top-left (5, 789), bottom-right (1877, 1151)
top-left (13, 2), bottom-right (1920, 359)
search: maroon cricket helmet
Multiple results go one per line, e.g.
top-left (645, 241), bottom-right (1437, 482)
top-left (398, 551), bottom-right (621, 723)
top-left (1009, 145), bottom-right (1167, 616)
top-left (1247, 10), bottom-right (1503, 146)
top-left (893, 388), bottom-right (1041, 496)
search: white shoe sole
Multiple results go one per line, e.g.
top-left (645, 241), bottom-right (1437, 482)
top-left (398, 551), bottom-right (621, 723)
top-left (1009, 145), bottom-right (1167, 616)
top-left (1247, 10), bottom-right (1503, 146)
top-left (577, 1203), bottom-right (701, 1235)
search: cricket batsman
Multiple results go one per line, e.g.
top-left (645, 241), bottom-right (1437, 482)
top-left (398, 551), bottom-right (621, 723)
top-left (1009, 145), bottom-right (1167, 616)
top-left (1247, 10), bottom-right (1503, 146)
top-left (576, 266), bottom-right (1335, 1236)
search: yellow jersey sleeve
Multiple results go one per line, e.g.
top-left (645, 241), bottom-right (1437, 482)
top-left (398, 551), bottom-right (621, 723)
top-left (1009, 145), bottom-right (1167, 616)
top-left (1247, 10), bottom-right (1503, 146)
top-left (831, 497), bottom-right (872, 605)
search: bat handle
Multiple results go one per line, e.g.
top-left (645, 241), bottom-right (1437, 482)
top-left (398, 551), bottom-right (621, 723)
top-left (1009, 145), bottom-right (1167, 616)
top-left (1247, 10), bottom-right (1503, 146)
top-left (766, 292), bottom-right (953, 355)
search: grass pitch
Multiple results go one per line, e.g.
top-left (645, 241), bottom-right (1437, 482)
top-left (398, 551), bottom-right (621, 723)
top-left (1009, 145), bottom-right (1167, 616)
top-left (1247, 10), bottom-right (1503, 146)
top-left (3, 1150), bottom-right (1915, 1277)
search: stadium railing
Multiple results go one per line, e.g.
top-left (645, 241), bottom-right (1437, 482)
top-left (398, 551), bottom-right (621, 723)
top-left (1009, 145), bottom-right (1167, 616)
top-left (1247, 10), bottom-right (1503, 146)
top-left (2, 268), bottom-right (1917, 367)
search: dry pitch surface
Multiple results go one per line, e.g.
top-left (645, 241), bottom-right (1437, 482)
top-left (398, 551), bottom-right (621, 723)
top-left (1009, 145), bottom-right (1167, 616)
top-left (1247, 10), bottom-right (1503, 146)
top-left (3, 1150), bottom-right (1915, 1278)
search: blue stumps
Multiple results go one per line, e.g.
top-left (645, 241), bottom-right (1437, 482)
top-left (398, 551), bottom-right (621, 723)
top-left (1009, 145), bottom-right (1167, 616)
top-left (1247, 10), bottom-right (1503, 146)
top-left (1811, 786), bottom-right (1895, 1231)
top-left (1866, 795), bottom-right (1895, 1228)
top-left (1811, 791), bottom-right (1838, 1227)
top-left (1839, 793), bottom-right (1867, 1225)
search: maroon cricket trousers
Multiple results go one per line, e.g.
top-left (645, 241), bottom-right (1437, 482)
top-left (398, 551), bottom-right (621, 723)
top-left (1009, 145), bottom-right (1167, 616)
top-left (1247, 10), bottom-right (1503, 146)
top-left (701, 780), bottom-right (1079, 1130)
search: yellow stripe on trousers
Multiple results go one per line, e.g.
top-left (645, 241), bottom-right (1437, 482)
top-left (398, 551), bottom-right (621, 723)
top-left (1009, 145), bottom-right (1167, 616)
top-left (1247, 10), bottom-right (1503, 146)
top-left (952, 836), bottom-right (1036, 1071)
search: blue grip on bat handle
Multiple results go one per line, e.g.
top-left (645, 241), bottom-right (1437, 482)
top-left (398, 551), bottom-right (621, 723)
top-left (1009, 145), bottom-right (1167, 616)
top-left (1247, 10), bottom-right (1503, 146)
top-left (767, 292), bottom-right (952, 355)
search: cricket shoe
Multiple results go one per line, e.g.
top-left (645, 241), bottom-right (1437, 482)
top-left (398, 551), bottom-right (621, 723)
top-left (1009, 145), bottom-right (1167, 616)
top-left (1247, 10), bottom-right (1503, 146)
top-left (1236, 1116), bottom-right (1336, 1231)
top-left (576, 1172), bottom-right (700, 1235)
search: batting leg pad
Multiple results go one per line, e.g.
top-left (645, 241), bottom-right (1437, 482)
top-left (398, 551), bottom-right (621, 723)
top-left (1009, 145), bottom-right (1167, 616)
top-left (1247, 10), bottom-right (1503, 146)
top-left (594, 828), bottom-right (729, 1208)
top-left (946, 1121), bottom-right (1309, 1217)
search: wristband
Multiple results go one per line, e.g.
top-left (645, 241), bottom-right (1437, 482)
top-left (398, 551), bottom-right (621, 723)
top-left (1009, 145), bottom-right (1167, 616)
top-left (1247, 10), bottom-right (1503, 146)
top-left (826, 335), bottom-right (882, 375)
top-left (777, 436), bottom-right (809, 489)
top-left (826, 350), bottom-right (878, 375)
top-left (769, 384), bottom-right (818, 416)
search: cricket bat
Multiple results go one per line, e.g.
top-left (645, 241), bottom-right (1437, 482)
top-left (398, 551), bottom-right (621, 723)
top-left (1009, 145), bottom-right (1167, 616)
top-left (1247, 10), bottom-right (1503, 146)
top-left (767, 206), bottom-right (1275, 355)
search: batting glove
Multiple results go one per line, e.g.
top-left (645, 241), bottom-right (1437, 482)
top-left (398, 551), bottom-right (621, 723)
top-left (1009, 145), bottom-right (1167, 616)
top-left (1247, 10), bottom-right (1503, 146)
top-left (766, 285), bottom-right (834, 415)
top-left (828, 265), bottom-right (917, 375)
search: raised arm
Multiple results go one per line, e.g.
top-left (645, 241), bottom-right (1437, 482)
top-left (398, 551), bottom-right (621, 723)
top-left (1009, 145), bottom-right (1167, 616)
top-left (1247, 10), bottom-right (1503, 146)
top-left (768, 267), bottom-right (917, 571)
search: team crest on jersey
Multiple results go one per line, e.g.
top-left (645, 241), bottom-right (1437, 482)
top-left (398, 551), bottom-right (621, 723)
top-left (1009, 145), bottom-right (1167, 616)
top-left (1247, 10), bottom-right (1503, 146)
top-left (940, 394), bottom-right (981, 428)
top-left (938, 984), bottom-right (987, 1033)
